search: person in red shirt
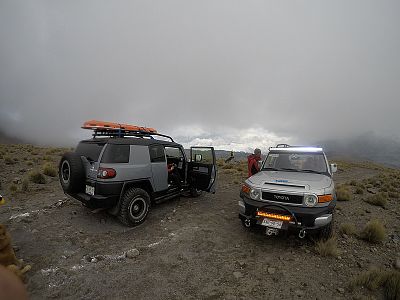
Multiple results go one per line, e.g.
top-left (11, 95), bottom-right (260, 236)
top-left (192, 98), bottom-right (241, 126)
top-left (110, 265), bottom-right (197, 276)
top-left (248, 148), bottom-right (262, 177)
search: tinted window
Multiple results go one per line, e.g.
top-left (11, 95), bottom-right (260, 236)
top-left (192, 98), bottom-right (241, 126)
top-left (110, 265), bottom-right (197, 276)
top-left (149, 145), bottom-right (166, 163)
top-left (75, 142), bottom-right (105, 162)
top-left (165, 147), bottom-right (183, 158)
top-left (101, 144), bottom-right (130, 163)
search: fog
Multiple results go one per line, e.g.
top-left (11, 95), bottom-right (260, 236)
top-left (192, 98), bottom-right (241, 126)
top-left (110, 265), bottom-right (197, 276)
top-left (1, 0), bottom-right (399, 152)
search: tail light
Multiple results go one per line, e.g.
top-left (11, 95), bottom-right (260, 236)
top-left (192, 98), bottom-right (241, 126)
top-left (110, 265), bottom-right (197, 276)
top-left (97, 168), bottom-right (116, 179)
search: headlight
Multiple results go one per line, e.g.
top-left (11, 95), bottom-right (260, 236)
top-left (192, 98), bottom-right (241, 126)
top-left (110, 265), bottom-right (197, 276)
top-left (250, 188), bottom-right (260, 200)
top-left (304, 194), bottom-right (317, 207)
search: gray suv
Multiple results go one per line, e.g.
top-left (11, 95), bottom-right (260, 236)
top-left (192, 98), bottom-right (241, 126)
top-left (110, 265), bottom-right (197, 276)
top-left (59, 128), bottom-right (217, 226)
top-left (239, 144), bottom-right (337, 239)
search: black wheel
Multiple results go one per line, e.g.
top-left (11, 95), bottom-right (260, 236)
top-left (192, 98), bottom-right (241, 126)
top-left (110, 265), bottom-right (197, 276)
top-left (190, 187), bottom-right (202, 198)
top-left (59, 152), bottom-right (85, 193)
top-left (318, 215), bottom-right (334, 240)
top-left (118, 188), bottom-right (150, 226)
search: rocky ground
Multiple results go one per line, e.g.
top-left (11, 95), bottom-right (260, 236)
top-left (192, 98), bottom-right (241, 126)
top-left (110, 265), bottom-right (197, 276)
top-left (0, 144), bottom-right (399, 299)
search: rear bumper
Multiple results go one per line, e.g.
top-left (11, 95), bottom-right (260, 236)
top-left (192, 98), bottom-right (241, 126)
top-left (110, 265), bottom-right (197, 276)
top-left (239, 196), bottom-right (335, 230)
top-left (67, 180), bottom-right (123, 208)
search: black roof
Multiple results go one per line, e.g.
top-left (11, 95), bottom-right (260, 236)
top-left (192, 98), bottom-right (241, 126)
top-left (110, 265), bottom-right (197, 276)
top-left (80, 137), bottom-right (182, 148)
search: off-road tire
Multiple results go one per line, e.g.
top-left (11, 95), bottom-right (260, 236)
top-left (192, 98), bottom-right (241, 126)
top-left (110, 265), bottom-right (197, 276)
top-left (318, 215), bottom-right (334, 240)
top-left (59, 152), bottom-right (85, 193)
top-left (118, 188), bottom-right (150, 227)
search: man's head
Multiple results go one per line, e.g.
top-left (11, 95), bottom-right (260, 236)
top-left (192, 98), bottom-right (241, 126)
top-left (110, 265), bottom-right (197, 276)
top-left (254, 148), bottom-right (261, 159)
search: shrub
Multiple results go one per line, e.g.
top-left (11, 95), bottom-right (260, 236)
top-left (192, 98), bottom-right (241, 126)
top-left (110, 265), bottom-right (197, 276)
top-left (350, 269), bottom-right (400, 300)
top-left (21, 179), bottom-right (29, 192)
top-left (29, 171), bottom-right (46, 184)
top-left (336, 186), bottom-right (352, 201)
top-left (4, 156), bottom-right (15, 165)
top-left (43, 163), bottom-right (57, 177)
top-left (349, 180), bottom-right (357, 186)
top-left (9, 184), bottom-right (17, 192)
top-left (365, 193), bottom-right (387, 208)
top-left (388, 191), bottom-right (399, 199)
top-left (27, 161), bottom-right (33, 166)
top-left (360, 219), bottom-right (386, 243)
top-left (339, 223), bottom-right (356, 236)
top-left (315, 237), bottom-right (339, 257)
top-left (43, 155), bottom-right (52, 161)
top-left (355, 187), bottom-right (364, 195)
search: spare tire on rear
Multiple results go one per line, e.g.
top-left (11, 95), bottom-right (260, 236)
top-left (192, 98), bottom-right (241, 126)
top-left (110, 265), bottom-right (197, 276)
top-left (59, 152), bottom-right (85, 193)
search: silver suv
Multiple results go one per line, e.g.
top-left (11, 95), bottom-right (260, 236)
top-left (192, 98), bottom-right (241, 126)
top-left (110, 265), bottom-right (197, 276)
top-left (239, 144), bottom-right (337, 239)
top-left (59, 127), bottom-right (217, 227)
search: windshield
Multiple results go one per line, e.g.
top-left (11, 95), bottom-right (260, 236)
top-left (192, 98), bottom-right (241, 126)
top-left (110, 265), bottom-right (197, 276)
top-left (262, 152), bottom-right (328, 174)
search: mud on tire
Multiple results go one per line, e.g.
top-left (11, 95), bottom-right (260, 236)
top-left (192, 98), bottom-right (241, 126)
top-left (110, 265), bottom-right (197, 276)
top-left (118, 188), bottom-right (150, 227)
top-left (59, 152), bottom-right (85, 193)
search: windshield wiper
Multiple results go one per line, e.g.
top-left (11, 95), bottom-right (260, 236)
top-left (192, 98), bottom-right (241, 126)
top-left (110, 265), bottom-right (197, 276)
top-left (301, 169), bottom-right (324, 174)
top-left (262, 167), bottom-right (281, 171)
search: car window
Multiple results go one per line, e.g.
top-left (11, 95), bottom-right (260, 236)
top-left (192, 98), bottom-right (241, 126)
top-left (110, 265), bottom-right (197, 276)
top-left (101, 144), bottom-right (130, 163)
top-left (75, 142), bottom-right (105, 162)
top-left (263, 152), bottom-right (328, 173)
top-left (149, 145), bottom-right (166, 163)
top-left (165, 147), bottom-right (183, 159)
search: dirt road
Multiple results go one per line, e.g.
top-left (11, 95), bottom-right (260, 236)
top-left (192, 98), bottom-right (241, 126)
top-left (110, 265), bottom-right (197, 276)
top-left (0, 146), bottom-right (399, 299)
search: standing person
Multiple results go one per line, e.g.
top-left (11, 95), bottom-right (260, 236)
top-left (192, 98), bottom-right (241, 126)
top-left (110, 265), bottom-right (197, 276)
top-left (248, 148), bottom-right (262, 177)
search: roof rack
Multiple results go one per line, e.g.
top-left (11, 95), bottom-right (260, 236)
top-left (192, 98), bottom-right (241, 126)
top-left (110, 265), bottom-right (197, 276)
top-left (82, 120), bottom-right (174, 142)
top-left (269, 144), bottom-right (323, 152)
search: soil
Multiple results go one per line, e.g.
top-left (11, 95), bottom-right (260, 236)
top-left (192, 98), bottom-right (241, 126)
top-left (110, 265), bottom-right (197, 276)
top-left (0, 146), bottom-right (399, 300)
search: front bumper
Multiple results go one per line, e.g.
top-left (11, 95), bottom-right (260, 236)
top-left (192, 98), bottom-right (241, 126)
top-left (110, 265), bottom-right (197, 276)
top-left (239, 195), bottom-right (335, 230)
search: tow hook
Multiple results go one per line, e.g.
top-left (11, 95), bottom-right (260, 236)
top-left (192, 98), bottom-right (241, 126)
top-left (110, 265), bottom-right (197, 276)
top-left (298, 229), bottom-right (306, 239)
top-left (244, 219), bottom-right (252, 228)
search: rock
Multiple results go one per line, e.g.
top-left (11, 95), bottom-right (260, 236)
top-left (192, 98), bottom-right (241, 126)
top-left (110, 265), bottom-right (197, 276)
top-left (342, 234), bottom-right (348, 239)
top-left (394, 258), bottom-right (400, 270)
top-left (126, 249), bottom-right (140, 259)
top-left (233, 271), bottom-right (243, 279)
top-left (294, 289), bottom-right (304, 297)
top-left (337, 287), bottom-right (345, 293)
top-left (237, 261), bottom-right (246, 268)
top-left (167, 216), bottom-right (171, 220)
top-left (31, 229), bottom-right (39, 234)
top-left (91, 258), bottom-right (98, 263)
top-left (12, 177), bottom-right (21, 184)
top-left (365, 209), bottom-right (371, 213)
top-left (267, 267), bottom-right (276, 274)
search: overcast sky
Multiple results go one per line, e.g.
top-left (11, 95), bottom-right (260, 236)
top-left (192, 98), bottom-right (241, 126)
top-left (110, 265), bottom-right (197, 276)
top-left (1, 0), bottom-right (399, 152)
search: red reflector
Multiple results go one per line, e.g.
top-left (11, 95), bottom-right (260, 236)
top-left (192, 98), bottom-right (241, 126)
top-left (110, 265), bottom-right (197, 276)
top-left (97, 168), bottom-right (116, 179)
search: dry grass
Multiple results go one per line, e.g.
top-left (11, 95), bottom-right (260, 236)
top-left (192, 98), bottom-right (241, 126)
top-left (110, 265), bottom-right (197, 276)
top-left (355, 187), bottom-right (364, 194)
top-left (4, 156), bottom-right (15, 165)
top-left (360, 219), bottom-right (386, 243)
top-left (350, 269), bottom-right (400, 300)
top-left (21, 178), bottom-right (29, 192)
top-left (29, 171), bottom-right (46, 184)
top-left (9, 184), bottom-right (17, 192)
top-left (43, 163), bottom-right (57, 177)
top-left (315, 237), bottom-right (339, 257)
top-left (365, 193), bottom-right (388, 208)
top-left (336, 186), bottom-right (352, 201)
top-left (339, 223), bottom-right (356, 236)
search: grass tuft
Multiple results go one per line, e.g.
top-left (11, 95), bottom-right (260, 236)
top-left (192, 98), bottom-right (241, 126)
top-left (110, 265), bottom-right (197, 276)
top-left (315, 237), bottom-right (339, 257)
top-left (339, 223), bottom-right (356, 236)
top-left (336, 186), bottom-right (352, 201)
top-left (365, 193), bottom-right (388, 208)
top-left (360, 219), bottom-right (386, 243)
top-left (43, 163), bottom-right (57, 177)
top-left (29, 171), bottom-right (46, 184)
top-left (351, 269), bottom-right (400, 300)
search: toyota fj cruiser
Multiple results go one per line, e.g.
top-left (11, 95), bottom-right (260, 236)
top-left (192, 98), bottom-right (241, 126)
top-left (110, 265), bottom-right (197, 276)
top-left (59, 120), bottom-right (217, 226)
top-left (239, 144), bottom-right (337, 239)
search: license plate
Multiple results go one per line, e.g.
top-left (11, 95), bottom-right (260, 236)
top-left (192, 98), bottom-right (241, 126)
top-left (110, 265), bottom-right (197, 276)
top-left (85, 185), bottom-right (95, 196)
top-left (261, 218), bottom-right (283, 229)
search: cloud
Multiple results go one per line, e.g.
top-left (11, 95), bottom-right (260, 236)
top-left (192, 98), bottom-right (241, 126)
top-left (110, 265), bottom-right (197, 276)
top-left (0, 0), bottom-right (399, 147)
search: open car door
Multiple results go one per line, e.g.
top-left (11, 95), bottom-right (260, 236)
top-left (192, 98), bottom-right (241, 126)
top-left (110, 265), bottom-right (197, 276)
top-left (188, 147), bottom-right (217, 193)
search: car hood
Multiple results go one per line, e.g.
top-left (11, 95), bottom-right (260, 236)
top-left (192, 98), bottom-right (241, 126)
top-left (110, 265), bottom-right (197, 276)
top-left (247, 170), bottom-right (333, 192)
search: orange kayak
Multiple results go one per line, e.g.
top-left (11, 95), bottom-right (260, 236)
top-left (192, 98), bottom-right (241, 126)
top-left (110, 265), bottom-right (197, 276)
top-left (82, 120), bottom-right (157, 134)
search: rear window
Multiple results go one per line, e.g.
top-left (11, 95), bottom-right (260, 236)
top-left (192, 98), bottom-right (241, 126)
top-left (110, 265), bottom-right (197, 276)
top-left (101, 144), bottom-right (130, 163)
top-left (75, 142), bottom-right (105, 162)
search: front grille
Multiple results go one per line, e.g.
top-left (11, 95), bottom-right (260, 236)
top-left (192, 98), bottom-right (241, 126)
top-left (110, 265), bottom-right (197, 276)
top-left (262, 191), bottom-right (303, 204)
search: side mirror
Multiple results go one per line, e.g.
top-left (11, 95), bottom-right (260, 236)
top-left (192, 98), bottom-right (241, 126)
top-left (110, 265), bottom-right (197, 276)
top-left (330, 163), bottom-right (337, 173)
top-left (195, 154), bottom-right (203, 162)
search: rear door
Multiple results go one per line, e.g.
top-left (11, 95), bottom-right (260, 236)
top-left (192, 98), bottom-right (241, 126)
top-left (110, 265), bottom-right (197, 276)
top-left (188, 147), bottom-right (217, 193)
